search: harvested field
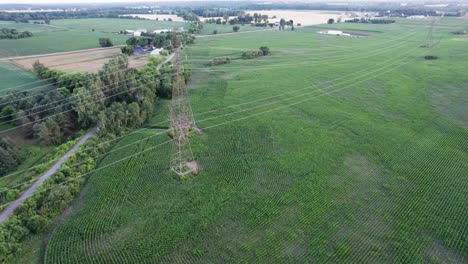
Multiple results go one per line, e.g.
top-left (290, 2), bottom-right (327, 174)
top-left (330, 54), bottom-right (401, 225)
top-left (11, 47), bottom-right (149, 73)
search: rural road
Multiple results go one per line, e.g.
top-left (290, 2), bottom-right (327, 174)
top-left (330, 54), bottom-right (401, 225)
top-left (0, 127), bottom-right (97, 223)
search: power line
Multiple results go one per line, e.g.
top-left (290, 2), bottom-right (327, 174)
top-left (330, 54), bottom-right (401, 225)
top-left (0, 33), bottom-right (412, 133)
top-left (0, 35), bottom-right (426, 187)
top-left (0, 45), bottom-right (426, 211)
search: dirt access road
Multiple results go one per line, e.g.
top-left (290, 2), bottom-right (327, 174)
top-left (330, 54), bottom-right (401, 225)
top-left (0, 127), bottom-right (97, 223)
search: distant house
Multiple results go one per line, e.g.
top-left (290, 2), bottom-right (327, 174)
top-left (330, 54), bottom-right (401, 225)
top-left (133, 29), bottom-right (147, 36)
top-left (407, 15), bottom-right (426, 19)
top-left (150, 48), bottom-right (164, 56)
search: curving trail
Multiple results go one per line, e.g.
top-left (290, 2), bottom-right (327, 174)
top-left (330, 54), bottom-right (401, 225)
top-left (0, 127), bottom-right (97, 223)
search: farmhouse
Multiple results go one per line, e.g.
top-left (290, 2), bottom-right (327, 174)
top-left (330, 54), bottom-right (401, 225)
top-left (126, 29), bottom-right (147, 36)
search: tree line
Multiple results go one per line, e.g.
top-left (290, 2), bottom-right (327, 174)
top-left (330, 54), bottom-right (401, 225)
top-left (345, 18), bottom-right (396, 24)
top-left (189, 8), bottom-right (242, 18)
top-left (0, 28), bottom-right (33, 39)
top-left (121, 31), bottom-right (196, 56)
top-left (0, 52), bottom-right (194, 261)
top-left (203, 11), bottom-right (270, 26)
top-left (0, 54), bottom-right (190, 146)
top-left (0, 7), bottom-right (154, 23)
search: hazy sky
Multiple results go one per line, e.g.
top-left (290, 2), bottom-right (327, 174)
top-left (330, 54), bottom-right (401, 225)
top-left (1, 0), bottom-right (188, 4)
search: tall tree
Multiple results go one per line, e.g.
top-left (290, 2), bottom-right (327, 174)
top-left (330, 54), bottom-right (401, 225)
top-left (72, 79), bottom-right (104, 128)
top-left (279, 18), bottom-right (286, 30)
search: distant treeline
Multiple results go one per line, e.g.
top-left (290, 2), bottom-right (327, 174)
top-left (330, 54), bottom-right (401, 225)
top-left (0, 52), bottom-right (193, 147)
top-left (190, 8), bottom-right (242, 18)
top-left (0, 50), bottom-right (196, 261)
top-left (0, 28), bottom-right (33, 39)
top-left (345, 19), bottom-right (396, 24)
top-left (204, 11), bottom-right (270, 25)
top-left (0, 8), bottom-right (152, 23)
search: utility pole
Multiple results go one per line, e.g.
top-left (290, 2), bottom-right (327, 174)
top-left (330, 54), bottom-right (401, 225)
top-left (168, 29), bottom-right (199, 177)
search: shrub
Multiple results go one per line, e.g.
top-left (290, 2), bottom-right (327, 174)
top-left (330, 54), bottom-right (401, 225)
top-left (259, 46), bottom-right (270, 56)
top-left (242, 47), bottom-right (271, 59)
top-left (424, 55), bottom-right (439, 60)
top-left (233, 26), bottom-right (240, 32)
top-left (121, 45), bottom-right (134, 55)
top-left (98, 38), bottom-right (113, 47)
top-left (211, 57), bottom-right (231, 66)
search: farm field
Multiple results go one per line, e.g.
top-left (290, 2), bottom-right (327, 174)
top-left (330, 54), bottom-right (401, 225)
top-left (246, 9), bottom-right (350, 26)
top-left (0, 18), bottom-right (186, 58)
top-left (0, 62), bottom-right (52, 95)
top-left (199, 23), bottom-right (275, 35)
top-left (11, 47), bottom-right (150, 73)
top-left (43, 17), bottom-right (468, 263)
top-left (50, 18), bottom-right (188, 33)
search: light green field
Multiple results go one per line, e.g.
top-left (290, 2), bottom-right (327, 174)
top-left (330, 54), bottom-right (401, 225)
top-left (0, 21), bottom-right (57, 32)
top-left (0, 18), bottom-right (188, 58)
top-left (44, 17), bottom-right (468, 263)
top-left (51, 18), bottom-right (188, 33)
top-left (199, 23), bottom-right (274, 35)
top-left (0, 63), bottom-right (55, 190)
top-left (0, 62), bottom-right (53, 95)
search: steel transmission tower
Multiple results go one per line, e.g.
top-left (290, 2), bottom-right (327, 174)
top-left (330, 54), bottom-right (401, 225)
top-left (169, 30), bottom-right (199, 176)
top-left (422, 17), bottom-right (438, 48)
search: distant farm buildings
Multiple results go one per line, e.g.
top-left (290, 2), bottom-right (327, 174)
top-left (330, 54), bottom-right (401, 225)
top-left (318, 30), bottom-right (351, 36)
top-left (125, 27), bottom-right (185, 36)
top-left (407, 15), bottom-right (426, 19)
top-left (153, 29), bottom-right (170, 34)
top-left (153, 27), bottom-right (184, 34)
top-left (125, 29), bottom-right (147, 36)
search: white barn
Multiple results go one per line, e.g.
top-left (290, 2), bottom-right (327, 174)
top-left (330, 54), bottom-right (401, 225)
top-left (328, 30), bottom-right (344, 35)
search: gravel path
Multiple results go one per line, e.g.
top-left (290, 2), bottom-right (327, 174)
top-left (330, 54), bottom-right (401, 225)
top-left (0, 127), bottom-right (97, 223)
top-left (156, 53), bottom-right (175, 70)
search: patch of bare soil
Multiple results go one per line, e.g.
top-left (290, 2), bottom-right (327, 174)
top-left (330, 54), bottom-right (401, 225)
top-left (424, 238), bottom-right (466, 263)
top-left (11, 48), bottom-right (149, 73)
top-left (186, 160), bottom-right (199, 175)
